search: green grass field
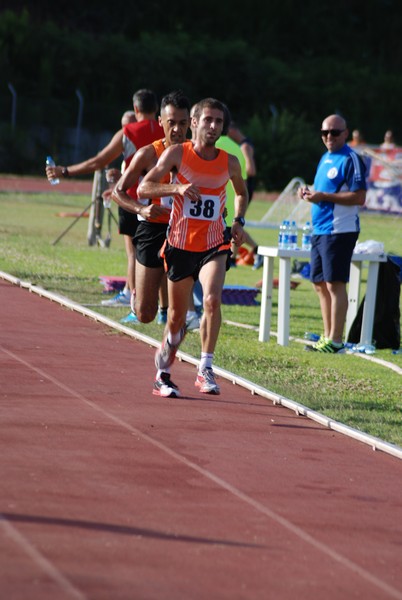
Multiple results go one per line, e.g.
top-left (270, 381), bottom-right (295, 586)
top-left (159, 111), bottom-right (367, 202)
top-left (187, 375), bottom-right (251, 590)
top-left (1, 188), bottom-right (401, 446)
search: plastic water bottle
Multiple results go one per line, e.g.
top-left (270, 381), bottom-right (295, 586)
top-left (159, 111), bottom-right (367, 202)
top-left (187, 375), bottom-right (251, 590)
top-left (301, 221), bottom-right (312, 251)
top-left (352, 342), bottom-right (376, 355)
top-left (103, 193), bottom-right (112, 209)
top-left (46, 156), bottom-right (59, 185)
top-left (304, 332), bottom-right (320, 342)
top-left (282, 220), bottom-right (291, 250)
top-left (290, 220), bottom-right (298, 249)
top-left (278, 220), bottom-right (285, 249)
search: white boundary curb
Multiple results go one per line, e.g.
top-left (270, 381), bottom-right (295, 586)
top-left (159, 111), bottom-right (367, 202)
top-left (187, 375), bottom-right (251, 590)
top-left (1, 270), bottom-right (401, 460)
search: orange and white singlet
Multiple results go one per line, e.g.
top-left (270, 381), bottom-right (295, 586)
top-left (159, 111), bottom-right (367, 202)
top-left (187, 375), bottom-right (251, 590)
top-left (137, 139), bottom-right (172, 225)
top-left (168, 141), bottom-right (229, 252)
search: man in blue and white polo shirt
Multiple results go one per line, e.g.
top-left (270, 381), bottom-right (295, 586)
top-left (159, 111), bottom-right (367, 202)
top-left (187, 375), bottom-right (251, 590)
top-left (299, 114), bottom-right (367, 353)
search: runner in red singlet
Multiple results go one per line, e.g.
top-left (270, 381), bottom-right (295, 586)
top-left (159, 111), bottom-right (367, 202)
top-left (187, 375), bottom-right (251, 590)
top-left (45, 89), bottom-right (164, 317)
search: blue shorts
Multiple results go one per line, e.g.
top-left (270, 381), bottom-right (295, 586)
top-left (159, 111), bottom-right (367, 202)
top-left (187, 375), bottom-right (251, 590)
top-left (310, 232), bottom-right (358, 283)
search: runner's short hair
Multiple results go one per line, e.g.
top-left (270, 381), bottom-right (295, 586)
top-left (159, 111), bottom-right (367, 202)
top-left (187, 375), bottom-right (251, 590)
top-left (161, 90), bottom-right (191, 113)
top-left (133, 89), bottom-right (158, 114)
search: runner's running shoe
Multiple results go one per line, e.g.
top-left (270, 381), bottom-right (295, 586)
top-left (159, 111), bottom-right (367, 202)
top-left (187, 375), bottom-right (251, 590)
top-left (195, 368), bottom-right (220, 395)
top-left (186, 313), bottom-right (200, 331)
top-left (101, 290), bottom-right (130, 306)
top-left (155, 328), bottom-right (186, 370)
top-left (153, 372), bottom-right (180, 398)
top-left (120, 311), bottom-right (139, 324)
top-left (157, 308), bottom-right (168, 325)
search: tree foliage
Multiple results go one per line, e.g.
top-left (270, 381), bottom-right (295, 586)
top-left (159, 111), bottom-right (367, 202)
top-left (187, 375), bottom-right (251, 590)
top-left (1, 3), bottom-right (402, 187)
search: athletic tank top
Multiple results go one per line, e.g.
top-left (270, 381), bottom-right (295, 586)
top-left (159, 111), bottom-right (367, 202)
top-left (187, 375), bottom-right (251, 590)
top-left (137, 139), bottom-right (172, 225)
top-left (122, 120), bottom-right (164, 199)
top-left (167, 141), bottom-right (229, 251)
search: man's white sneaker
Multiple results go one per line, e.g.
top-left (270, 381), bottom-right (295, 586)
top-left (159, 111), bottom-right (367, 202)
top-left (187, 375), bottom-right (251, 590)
top-left (186, 313), bottom-right (201, 331)
top-left (153, 373), bottom-right (180, 398)
top-left (195, 368), bottom-right (220, 395)
top-left (101, 290), bottom-right (130, 306)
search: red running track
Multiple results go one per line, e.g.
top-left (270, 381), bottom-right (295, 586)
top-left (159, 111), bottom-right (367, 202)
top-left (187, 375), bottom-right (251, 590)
top-left (1, 279), bottom-right (401, 600)
top-left (0, 174), bottom-right (92, 195)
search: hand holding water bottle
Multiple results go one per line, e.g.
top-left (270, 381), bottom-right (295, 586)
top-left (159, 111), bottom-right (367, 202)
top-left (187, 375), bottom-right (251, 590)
top-left (46, 156), bottom-right (60, 185)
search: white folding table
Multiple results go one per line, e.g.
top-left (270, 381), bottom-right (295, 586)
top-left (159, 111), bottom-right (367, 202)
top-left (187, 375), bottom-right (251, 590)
top-left (257, 246), bottom-right (387, 346)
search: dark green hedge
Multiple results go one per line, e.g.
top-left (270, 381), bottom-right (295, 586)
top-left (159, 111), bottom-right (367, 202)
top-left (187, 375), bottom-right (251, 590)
top-left (1, 5), bottom-right (402, 189)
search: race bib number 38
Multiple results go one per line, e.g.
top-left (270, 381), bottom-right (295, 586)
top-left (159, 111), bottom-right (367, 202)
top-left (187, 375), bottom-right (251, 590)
top-left (183, 194), bottom-right (220, 221)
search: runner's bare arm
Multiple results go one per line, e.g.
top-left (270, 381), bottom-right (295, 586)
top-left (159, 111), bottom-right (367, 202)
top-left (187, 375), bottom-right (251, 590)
top-left (112, 145), bottom-right (156, 215)
top-left (45, 129), bottom-right (124, 181)
top-left (137, 145), bottom-right (200, 201)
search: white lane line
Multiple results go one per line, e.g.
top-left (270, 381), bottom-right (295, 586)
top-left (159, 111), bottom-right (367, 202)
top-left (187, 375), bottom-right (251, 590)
top-left (0, 516), bottom-right (87, 599)
top-left (1, 273), bottom-right (401, 457)
top-left (2, 345), bottom-right (402, 600)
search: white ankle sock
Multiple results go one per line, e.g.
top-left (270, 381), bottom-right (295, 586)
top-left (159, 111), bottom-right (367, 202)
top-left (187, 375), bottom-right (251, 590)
top-left (199, 353), bottom-right (213, 371)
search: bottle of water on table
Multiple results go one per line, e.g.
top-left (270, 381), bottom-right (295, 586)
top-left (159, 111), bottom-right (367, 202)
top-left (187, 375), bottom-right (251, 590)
top-left (301, 221), bottom-right (312, 251)
top-left (290, 220), bottom-right (298, 249)
top-left (282, 220), bottom-right (291, 249)
top-left (278, 220), bottom-right (285, 249)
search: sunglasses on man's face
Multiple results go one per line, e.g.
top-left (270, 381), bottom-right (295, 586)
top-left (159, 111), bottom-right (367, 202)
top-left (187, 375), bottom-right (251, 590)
top-left (321, 129), bottom-right (345, 137)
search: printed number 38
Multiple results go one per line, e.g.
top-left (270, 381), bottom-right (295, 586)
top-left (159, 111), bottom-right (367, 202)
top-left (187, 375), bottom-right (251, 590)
top-left (189, 199), bottom-right (215, 219)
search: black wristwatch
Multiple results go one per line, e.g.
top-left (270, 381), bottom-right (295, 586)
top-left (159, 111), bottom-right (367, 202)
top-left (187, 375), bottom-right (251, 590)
top-left (233, 216), bottom-right (245, 227)
top-left (62, 167), bottom-right (70, 178)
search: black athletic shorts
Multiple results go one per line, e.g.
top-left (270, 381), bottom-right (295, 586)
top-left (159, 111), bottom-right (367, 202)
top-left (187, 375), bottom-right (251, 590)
top-left (247, 176), bottom-right (256, 202)
top-left (118, 206), bottom-right (139, 237)
top-left (133, 221), bottom-right (168, 268)
top-left (161, 240), bottom-right (231, 282)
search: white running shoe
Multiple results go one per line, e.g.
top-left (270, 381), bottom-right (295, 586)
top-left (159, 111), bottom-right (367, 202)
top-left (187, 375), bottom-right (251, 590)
top-left (195, 368), bottom-right (220, 395)
top-left (101, 290), bottom-right (130, 306)
top-left (153, 373), bottom-right (180, 398)
top-left (186, 313), bottom-right (201, 331)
